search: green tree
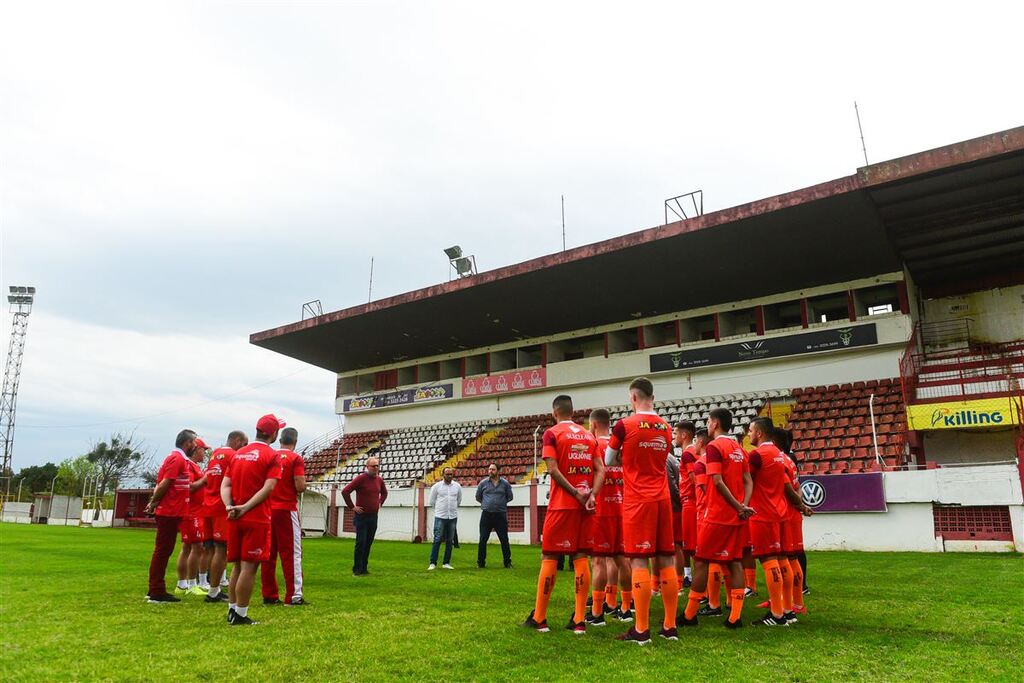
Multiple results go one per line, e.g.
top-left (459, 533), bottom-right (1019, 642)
top-left (55, 456), bottom-right (98, 496)
top-left (85, 432), bottom-right (150, 498)
top-left (11, 463), bottom-right (59, 499)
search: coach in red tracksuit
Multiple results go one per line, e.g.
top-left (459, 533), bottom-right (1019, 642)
top-left (260, 427), bottom-right (308, 606)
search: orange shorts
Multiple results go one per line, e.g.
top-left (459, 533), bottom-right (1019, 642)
top-left (591, 515), bottom-right (623, 556)
top-left (681, 505), bottom-right (698, 550)
top-left (179, 516), bottom-right (204, 544)
top-left (672, 510), bottom-right (683, 544)
top-left (542, 508), bottom-right (594, 555)
top-left (226, 521), bottom-right (271, 563)
top-left (202, 514), bottom-right (228, 543)
top-left (695, 521), bottom-right (746, 562)
top-left (742, 522), bottom-right (752, 549)
top-left (780, 514), bottom-right (804, 554)
top-left (749, 520), bottom-right (783, 557)
top-left (622, 498), bottom-right (675, 558)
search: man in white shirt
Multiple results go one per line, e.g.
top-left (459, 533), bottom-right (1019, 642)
top-left (428, 468), bottom-right (462, 570)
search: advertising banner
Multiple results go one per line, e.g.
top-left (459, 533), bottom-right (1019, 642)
top-left (342, 383), bottom-right (454, 413)
top-left (906, 398), bottom-right (1022, 431)
top-left (649, 323), bottom-right (878, 373)
top-left (797, 472), bottom-right (886, 513)
top-left (462, 368), bottom-right (547, 397)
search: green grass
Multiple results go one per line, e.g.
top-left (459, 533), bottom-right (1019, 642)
top-left (1, 524), bottom-right (1022, 682)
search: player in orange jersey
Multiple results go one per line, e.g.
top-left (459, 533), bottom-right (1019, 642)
top-left (680, 407), bottom-right (754, 629)
top-left (586, 408), bottom-right (633, 626)
top-left (746, 417), bottom-right (797, 626)
top-left (604, 377), bottom-right (679, 645)
top-left (673, 420), bottom-right (698, 588)
top-left (691, 429), bottom-right (725, 617)
top-left (523, 395), bottom-right (605, 635)
top-left (776, 427), bottom-right (812, 616)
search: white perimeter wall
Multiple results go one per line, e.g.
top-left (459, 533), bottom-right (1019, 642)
top-left (332, 465), bottom-right (1024, 552)
top-left (921, 284), bottom-right (1024, 344)
top-left (924, 429), bottom-right (1019, 465)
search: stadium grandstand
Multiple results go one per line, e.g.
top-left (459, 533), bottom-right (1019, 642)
top-left (252, 126), bottom-right (1024, 553)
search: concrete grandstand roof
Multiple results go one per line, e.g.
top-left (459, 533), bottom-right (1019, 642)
top-left (252, 126), bottom-right (1024, 373)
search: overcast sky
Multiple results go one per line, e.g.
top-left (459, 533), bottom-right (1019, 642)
top-left (2, 1), bottom-right (1021, 471)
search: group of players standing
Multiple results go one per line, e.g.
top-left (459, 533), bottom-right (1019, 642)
top-left (524, 377), bottom-right (813, 645)
top-left (144, 414), bottom-right (308, 626)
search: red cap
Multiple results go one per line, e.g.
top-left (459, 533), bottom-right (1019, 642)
top-left (194, 437), bottom-right (209, 450)
top-left (256, 414), bottom-right (286, 434)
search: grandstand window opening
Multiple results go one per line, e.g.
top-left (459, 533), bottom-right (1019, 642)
top-left (641, 321), bottom-right (678, 349)
top-left (808, 292), bottom-right (850, 325)
top-left (374, 369), bottom-right (399, 391)
top-left (763, 300), bottom-right (804, 331)
top-left (515, 344), bottom-right (543, 369)
top-left (686, 314), bottom-right (716, 342)
top-left (465, 353), bottom-right (487, 377)
top-left (418, 361), bottom-right (441, 382)
top-left (439, 358), bottom-right (461, 380)
top-left (854, 283), bottom-right (901, 318)
top-left (606, 328), bottom-right (639, 354)
top-left (397, 366), bottom-right (417, 386)
top-left (490, 349), bottom-right (516, 372)
top-left (718, 308), bottom-right (758, 338)
top-left (548, 333), bottom-right (604, 362)
top-left (868, 303), bottom-right (894, 316)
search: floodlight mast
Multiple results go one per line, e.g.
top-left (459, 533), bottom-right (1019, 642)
top-left (445, 246), bottom-right (477, 280)
top-left (1, 286), bottom-right (36, 475)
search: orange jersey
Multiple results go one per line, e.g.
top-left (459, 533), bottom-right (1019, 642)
top-left (747, 442), bottom-right (790, 522)
top-left (609, 411), bottom-right (672, 504)
top-left (692, 455), bottom-right (708, 513)
top-left (595, 434), bottom-right (623, 517)
top-left (270, 449), bottom-right (306, 511)
top-left (542, 420), bottom-right (598, 511)
top-left (225, 441), bottom-right (283, 524)
top-left (703, 435), bottom-right (748, 526)
top-left (202, 447), bottom-right (235, 515)
top-left (783, 453), bottom-right (802, 521)
top-left (679, 444), bottom-right (697, 505)
top-left (185, 458), bottom-right (204, 516)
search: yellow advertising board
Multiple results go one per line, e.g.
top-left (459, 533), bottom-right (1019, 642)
top-left (906, 398), bottom-right (1023, 431)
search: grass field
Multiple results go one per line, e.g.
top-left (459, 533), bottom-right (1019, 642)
top-left (1, 524), bottom-right (1022, 682)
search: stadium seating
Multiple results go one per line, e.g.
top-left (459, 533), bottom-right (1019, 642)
top-left (304, 430), bottom-right (389, 479)
top-left (787, 378), bottom-right (908, 474)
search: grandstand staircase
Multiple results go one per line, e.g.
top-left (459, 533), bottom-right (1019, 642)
top-left (318, 439), bottom-right (386, 482)
top-left (423, 427), bottom-right (502, 484)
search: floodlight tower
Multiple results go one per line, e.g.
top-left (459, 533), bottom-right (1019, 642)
top-left (0, 286), bottom-right (36, 475)
top-left (445, 245), bottom-right (477, 281)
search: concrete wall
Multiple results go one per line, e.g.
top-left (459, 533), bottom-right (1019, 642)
top-left (1, 502), bottom-right (32, 524)
top-left (924, 429), bottom-right (1019, 465)
top-left (921, 284), bottom-right (1024, 344)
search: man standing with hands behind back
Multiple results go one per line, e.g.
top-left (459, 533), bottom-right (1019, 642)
top-left (342, 457), bottom-right (388, 577)
top-left (476, 463), bottom-right (514, 569)
top-left (221, 414), bottom-right (284, 626)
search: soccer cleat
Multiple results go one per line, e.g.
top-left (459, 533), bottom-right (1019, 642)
top-left (743, 588), bottom-right (758, 598)
top-left (173, 586), bottom-right (188, 596)
top-left (756, 600), bottom-right (770, 609)
top-left (658, 627), bottom-right (679, 641)
top-left (603, 603), bottom-right (617, 616)
top-left (263, 597), bottom-right (282, 606)
top-left (442, 564), bottom-right (454, 570)
top-left (285, 597), bottom-right (310, 606)
top-left (698, 597), bottom-right (709, 607)
top-left (585, 612), bottom-right (606, 627)
top-left (616, 627), bottom-right (651, 645)
top-left (188, 585), bottom-right (208, 596)
top-left (521, 610), bottom-right (550, 633)
top-left (783, 611), bottom-right (798, 625)
top-left (565, 616), bottom-right (587, 635)
top-left (697, 605), bottom-right (723, 617)
top-left (677, 613), bottom-right (698, 627)
top-left (146, 593), bottom-right (181, 604)
top-left (227, 607), bottom-right (237, 623)
top-left (427, 564), bottom-right (436, 571)
top-left (230, 614), bottom-right (258, 626)
top-left (586, 595), bottom-right (593, 608)
top-left (724, 617), bottom-right (744, 629)
top-left (802, 586), bottom-right (811, 595)
top-left (504, 563), bottom-right (513, 569)
top-left (792, 604), bottom-right (808, 615)
top-left (617, 608), bottom-right (634, 623)
top-left (751, 611), bottom-right (787, 627)
top-left (220, 576), bottom-right (229, 587)
top-left (204, 592), bottom-right (229, 603)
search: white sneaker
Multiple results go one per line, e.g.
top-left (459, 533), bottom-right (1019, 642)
top-left (442, 564), bottom-right (454, 570)
top-left (220, 577), bottom-right (229, 587)
top-left (428, 564), bottom-right (436, 571)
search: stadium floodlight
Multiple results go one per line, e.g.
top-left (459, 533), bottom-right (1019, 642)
top-left (443, 246), bottom-right (463, 259)
top-left (446, 246), bottom-right (477, 280)
top-left (7, 286), bottom-right (35, 306)
top-left (454, 257), bottom-right (475, 277)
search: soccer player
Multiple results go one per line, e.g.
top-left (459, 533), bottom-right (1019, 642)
top-left (665, 442), bottom-right (683, 591)
top-left (261, 426), bottom-right (308, 606)
top-left (221, 414), bottom-right (285, 626)
top-left (174, 438), bottom-right (209, 597)
top-left (202, 430), bottom-right (246, 603)
top-left (777, 427), bottom-right (812, 616)
top-left (522, 394), bottom-right (605, 635)
top-left (673, 421), bottom-right (698, 587)
top-left (691, 429), bottom-right (725, 617)
top-left (746, 417), bottom-right (795, 626)
top-left (605, 377), bottom-right (679, 645)
top-left (586, 408), bottom-right (632, 626)
top-left (144, 429), bottom-right (199, 603)
top-left (680, 407), bottom-right (754, 629)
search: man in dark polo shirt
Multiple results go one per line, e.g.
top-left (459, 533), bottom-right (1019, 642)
top-left (476, 463), bottom-right (513, 568)
top-left (342, 457), bottom-right (388, 576)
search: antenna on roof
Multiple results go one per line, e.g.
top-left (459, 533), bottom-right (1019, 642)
top-left (561, 194), bottom-right (566, 251)
top-left (855, 101), bottom-right (869, 166)
top-left (367, 256), bottom-right (374, 303)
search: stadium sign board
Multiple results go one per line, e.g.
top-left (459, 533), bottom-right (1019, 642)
top-left (798, 472), bottom-right (886, 513)
top-left (905, 398), bottom-right (1022, 431)
top-left (649, 323), bottom-right (878, 373)
top-left (462, 368), bottom-right (547, 397)
top-left (343, 383), bottom-right (454, 413)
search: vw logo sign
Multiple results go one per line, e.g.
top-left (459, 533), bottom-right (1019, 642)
top-left (801, 480), bottom-right (826, 508)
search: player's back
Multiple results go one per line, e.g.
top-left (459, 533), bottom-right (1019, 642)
top-left (270, 449), bottom-right (304, 510)
top-left (203, 447), bottom-right (235, 512)
top-left (227, 442), bottom-right (282, 524)
top-left (703, 435), bottom-right (747, 525)
top-left (678, 444), bottom-right (697, 506)
top-left (595, 434), bottom-right (622, 516)
top-left (611, 411), bottom-right (672, 503)
top-left (542, 420), bottom-right (597, 510)
top-left (749, 442), bottom-right (790, 522)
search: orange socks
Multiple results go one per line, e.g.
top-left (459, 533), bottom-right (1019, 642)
top-left (684, 589), bottom-right (705, 619)
top-left (762, 559), bottom-right (784, 618)
top-left (605, 584), bottom-right (617, 609)
top-left (533, 559), bottom-right (558, 623)
top-left (708, 564), bottom-right (723, 609)
top-left (744, 568), bottom-right (757, 592)
top-left (652, 572), bottom-right (661, 593)
top-left (789, 558), bottom-right (804, 609)
top-left (728, 587), bottom-right (746, 623)
top-left (631, 567), bottom-right (653, 633)
top-left (779, 560), bottom-right (793, 613)
top-left (573, 558), bottom-right (590, 624)
top-left (621, 590), bottom-right (633, 611)
top-left (659, 567), bottom-right (680, 629)
top-left (591, 590), bottom-right (605, 618)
